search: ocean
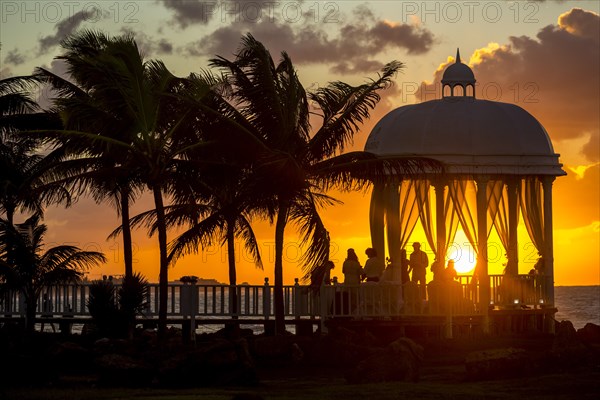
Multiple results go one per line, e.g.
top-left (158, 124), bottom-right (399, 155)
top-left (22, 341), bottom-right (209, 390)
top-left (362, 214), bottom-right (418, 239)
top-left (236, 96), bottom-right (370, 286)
top-left (554, 286), bottom-right (600, 329)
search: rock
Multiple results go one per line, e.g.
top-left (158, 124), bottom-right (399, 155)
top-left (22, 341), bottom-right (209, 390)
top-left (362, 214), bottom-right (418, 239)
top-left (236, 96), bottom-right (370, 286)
top-left (251, 335), bottom-right (292, 360)
top-left (577, 323), bottom-right (600, 345)
top-left (550, 320), bottom-right (592, 370)
top-left (48, 341), bottom-right (93, 373)
top-left (553, 320), bottom-right (586, 352)
top-left (95, 353), bottom-right (153, 386)
top-left (465, 348), bottom-right (529, 381)
top-left (291, 343), bottom-right (304, 363)
top-left (158, 338), bottom-right (257, 387)
top-left (345, 337), bottom-right (423, 383)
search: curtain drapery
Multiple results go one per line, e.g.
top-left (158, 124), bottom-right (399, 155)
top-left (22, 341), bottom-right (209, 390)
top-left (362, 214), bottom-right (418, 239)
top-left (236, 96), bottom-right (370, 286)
top-left (520, 177), bottom-right (545, 255)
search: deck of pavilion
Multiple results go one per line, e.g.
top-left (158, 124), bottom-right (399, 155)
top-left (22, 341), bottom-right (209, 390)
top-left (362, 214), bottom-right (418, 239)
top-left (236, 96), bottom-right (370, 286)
top-left (0, 275), bottom-right (557, 338)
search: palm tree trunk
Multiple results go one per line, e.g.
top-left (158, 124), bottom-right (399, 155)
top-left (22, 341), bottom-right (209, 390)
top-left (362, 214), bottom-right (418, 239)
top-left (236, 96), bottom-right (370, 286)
top-left (274, 200), bottom-right (288, 335)
top-left (152, 185), bottom-right (169, 340)
top-left (6, 206), bottom-right (14, 226)
top-left (120, 190), bottom-right (134, 279)
top-left (226, 222), bottom-right (238, 318)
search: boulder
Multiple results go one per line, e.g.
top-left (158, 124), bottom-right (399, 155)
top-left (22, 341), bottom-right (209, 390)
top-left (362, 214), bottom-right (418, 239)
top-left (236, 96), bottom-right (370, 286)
top-left (95, 353), bottom-right (153, 386)
top-left (48, 341), bottom-right (93, 373)
top-left (577, 323), bottom-right (600, 345)
top-left (345, 337), bottom-right (423, 383)
top-left (465, 348), bottom-right (529, 381)
top-left (553, 320), bottom-right (586, 352)
top-left (550, 320), bottom-right (593, 370)
top-left (158, 338), bottom-right (257, 387)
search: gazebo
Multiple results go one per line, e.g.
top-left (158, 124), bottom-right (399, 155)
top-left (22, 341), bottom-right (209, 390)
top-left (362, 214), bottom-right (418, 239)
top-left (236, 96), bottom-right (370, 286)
top-left (364, 50), bottom-right (566, 333)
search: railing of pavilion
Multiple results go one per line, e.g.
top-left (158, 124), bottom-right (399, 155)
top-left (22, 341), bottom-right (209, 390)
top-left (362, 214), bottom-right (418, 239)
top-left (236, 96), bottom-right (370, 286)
top-left (0, 274), bottom-right (550, 320)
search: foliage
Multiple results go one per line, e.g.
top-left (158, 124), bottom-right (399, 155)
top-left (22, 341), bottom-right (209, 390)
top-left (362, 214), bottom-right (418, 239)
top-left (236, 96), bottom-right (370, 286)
top-left (0, 215), bottom-right (105, 331)
top-left (210, 33), bottom-right (442, 333)
top-left (87, 273), bottom-right (149, 338)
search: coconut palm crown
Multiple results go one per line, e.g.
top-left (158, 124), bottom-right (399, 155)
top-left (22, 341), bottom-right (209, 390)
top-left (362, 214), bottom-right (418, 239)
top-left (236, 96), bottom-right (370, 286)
top-left (211, 34), bottom-right (441, 333)
top-left (0, 215), bottom-right (106, 331)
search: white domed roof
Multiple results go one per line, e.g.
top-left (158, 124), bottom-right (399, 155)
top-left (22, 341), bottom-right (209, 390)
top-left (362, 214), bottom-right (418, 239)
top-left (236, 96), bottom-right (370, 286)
top-left (365, 97), bottom-right (565, 176)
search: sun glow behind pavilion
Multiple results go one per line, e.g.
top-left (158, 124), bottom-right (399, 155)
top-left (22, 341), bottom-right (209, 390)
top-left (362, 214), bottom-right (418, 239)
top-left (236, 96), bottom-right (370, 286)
top-left (365, 49), bottom-right (566, 333)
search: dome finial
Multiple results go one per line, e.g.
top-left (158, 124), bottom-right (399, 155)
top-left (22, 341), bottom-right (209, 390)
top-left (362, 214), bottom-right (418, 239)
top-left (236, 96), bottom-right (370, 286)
top-left (456, 48), bottom-right (461, 64)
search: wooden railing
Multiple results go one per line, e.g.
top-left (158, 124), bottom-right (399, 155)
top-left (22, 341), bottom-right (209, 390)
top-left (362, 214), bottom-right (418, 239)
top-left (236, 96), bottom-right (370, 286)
top-left (0, 274), bottom-right (551, 320)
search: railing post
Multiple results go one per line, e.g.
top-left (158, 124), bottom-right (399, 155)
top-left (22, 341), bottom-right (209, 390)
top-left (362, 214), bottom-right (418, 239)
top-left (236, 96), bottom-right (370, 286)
top-left (294, 278), bottom-right (301, 319)
top-left (190, 281), bottom-right (197, 344)
top-left (263, 278), bottom-right (273, 335)
top-left (263, 278), bottom-right (271, 319)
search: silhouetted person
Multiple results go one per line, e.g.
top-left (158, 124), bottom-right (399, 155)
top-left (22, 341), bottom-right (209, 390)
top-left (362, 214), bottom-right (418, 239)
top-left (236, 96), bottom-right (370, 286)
top-left (382, 257), bottom-right (401, 282)
top-left (409, 242), bottom-right (429, 299)
top-left (400, 249), bottom-right (410, 284)
top-left (445, 259), bottom-right (458, 281)
top-left (342, 248), bottom-right (363, 285)
top-left (430, 259), bottom-right (444, 281)
top-left (534, 256), bottom-right (545, 275)
top-left (311, 260), bottom-right (335, 287)
top-left (364, 248), bottom-right (384, 282)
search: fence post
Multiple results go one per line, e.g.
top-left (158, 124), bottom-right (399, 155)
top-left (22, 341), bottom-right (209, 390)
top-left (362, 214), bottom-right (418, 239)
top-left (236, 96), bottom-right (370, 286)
top-left (190, 280), bottom-right (197, 344)
top-left (263, 278), bottom-right (271, 318)
top-left (294, 278), bottom-right (301, 319)
top-left (263, 278), bottom-right (274, 335)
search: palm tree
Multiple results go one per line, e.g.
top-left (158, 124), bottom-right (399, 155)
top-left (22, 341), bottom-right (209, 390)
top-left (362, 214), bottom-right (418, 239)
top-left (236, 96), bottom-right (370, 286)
top-left (211, 34), bottom-right (441, 333)
top-left (0, 77), bottom-right (67, 225)
top-left (165, 165), bottom-right (264, 316)
top-left (0, 215), bottom-right (106, 332)
top-left (39, 30), bottom-right (219, 338)
top-left (31, 64), bottom-right (143, 279)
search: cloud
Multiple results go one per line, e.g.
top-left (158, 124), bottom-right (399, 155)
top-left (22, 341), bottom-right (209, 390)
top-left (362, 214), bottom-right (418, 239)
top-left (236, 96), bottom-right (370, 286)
top-left (416, 8), bottom-right (599, 162)
top-left (4, 49), bottom-right (26, 66)
top-left (38, 9), bottom-right (102, 54)
top-left (0, 67), bottom-right (13, 79)
top-left (119, 28), bottom-right (174, 57)
top-left (554, 163), bottom-right (600, 229)
top-left (183, 5), bottom-right (434, 74)
top-left (159, 0), bottom-right (221, 28)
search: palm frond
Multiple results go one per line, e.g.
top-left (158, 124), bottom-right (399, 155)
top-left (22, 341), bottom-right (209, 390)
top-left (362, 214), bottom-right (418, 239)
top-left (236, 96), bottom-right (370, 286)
top-left (308, 61), bottom-right (403, 160)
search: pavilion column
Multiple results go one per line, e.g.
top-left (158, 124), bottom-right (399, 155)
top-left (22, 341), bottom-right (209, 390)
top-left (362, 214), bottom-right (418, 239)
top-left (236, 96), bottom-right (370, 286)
top-left (433, 179), bottom-right (450, 338)
top-left (434, 179), bottom-right (447, 268)
top-left (506, 178), bottom-right (520, 276)
top-left (542, 176), bottom-right (555, 305)
top-left (370, 183), bottom-right (386, 262)
top-left (385, 182), bottom-right (401, 263)
top-left (476, 176), bottom-right (490, 334)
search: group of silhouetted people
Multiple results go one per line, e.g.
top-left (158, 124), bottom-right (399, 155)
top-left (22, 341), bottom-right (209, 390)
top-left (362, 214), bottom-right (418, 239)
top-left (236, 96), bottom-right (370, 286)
top-left (335, 242), bottom-right (460, 299)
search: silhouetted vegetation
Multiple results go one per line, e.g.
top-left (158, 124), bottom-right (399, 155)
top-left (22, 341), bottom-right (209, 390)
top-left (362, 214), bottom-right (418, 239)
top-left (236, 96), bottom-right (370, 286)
top-left (0, 30), bottom-right (440, 337)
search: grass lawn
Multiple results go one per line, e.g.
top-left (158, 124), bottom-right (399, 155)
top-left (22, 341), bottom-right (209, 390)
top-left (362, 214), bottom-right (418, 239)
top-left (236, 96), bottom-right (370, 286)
top-left (3, 370), bottom-right (600, 400)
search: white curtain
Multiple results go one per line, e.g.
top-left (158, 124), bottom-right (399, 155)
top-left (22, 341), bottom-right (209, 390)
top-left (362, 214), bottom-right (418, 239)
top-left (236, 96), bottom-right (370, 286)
top-left (397, 180), bottom-right (420, 249)
top-left (415, 180), bottom-right (437, 256)
top-left (447, 179), bottom-right (499, 273)
top-left (487, 180), bottom-right (509, 252)
top-left (443, 184), bottom-right (461, 260)
top-left (520, 177), bottom-right (545, 255)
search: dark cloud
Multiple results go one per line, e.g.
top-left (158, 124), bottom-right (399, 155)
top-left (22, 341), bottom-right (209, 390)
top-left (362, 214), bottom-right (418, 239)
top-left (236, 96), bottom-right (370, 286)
top-left (119, 28), bottom-right (174, 57)
top-left (38, 9), bottom-right (101, 54)
top-left (4, 49), bottom-right (25, 65)
top-left (0, 67), bottom-right (13, 79)
top-left (160, 0), bottom-right (221, 28)
top-left (183, 7), bottom-right (434, 74)
top-left (582, 134), bottom-right (599, 162)
top-left (416, 8), bottom-right (599, 161)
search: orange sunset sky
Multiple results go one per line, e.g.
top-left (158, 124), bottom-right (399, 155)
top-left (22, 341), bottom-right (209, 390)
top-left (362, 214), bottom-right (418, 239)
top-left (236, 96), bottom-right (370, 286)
top-left (1, 1), bottom-right (598, 286)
